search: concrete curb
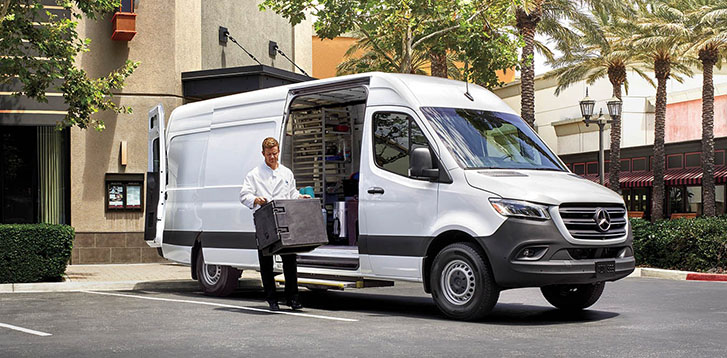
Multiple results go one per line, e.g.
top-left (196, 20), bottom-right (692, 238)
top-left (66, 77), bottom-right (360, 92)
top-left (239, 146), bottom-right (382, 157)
top-left (685, 273), bottom-right (727, 282)
top-left (629, 268), bottom-right (727, 282)
top-left (0, 279), bottom-right (199, 293)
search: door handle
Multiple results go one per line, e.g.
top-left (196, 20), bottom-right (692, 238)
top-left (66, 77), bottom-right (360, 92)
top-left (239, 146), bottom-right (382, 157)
top-left (367, 187), bottom-right (385, 195)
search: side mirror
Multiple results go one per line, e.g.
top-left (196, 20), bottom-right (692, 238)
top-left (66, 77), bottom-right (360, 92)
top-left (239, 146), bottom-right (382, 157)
top-left (410, 147), bottom-right (439, 179)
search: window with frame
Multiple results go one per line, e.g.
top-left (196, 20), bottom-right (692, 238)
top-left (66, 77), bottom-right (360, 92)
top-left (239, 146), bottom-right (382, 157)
top-left (373, 112), bottom-right (430, 178)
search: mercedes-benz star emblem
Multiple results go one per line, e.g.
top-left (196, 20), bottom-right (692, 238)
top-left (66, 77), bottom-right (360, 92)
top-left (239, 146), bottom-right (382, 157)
top-left (594, 208), bottom-right (611, 232)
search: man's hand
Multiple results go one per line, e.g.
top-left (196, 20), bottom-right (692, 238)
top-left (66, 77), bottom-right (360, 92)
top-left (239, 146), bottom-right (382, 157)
top-left (299, 194), bottom-right (311, 199)
top-left (254, 197), bottom-right (268, 206)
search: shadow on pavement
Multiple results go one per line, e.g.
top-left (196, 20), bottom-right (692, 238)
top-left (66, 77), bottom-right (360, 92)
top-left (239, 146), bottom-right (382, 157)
top-left (485, 303), bottom-right (619, 325)
top-left (124, 282), bottom-right (619, 325)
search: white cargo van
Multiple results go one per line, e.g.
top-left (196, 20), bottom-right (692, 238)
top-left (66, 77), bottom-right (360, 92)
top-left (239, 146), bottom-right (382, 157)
top-left (144, 72), bottom-right (635, 320)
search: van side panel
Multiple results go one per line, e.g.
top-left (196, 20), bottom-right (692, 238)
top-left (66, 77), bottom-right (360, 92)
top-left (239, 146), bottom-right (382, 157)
top-left (162, 130), bottom-right (210, 264)
top-left (199, 105), bottom-right (283, 265)
top-left (430, 168), bottom-right (506, 238)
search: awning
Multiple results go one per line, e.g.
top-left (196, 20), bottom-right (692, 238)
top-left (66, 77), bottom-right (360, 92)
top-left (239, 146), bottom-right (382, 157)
top-left (580, 166), bottom-right (727, 188)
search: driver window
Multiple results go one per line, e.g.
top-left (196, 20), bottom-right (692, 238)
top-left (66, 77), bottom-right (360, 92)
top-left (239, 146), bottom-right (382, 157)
top-left (373, 112), bottom-right (430, 178)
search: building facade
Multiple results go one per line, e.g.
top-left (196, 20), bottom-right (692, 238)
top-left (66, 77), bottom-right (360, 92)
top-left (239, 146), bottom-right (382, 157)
top-left (0, 0), bottom-right (312, 263)
top-left (493, 68), bottom-right (727, 220)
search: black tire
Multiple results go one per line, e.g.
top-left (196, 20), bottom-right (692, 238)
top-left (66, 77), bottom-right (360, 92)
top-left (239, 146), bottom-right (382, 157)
top-left (540, 282), bottom-right (605, 311)
top-left (430, 242), bottom-right (499, 321)
top-left (195, 249), bottom-right (241, 297)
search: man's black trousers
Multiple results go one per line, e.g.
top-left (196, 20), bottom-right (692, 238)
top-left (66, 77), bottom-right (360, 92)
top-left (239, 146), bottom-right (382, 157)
top-left (257, 251), bottom-right (298, 302)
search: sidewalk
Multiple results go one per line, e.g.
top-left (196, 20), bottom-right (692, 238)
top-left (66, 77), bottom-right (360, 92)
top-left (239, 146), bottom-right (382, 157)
top-left (1, 264), bottom-right (725, 294)
top-left (1, 263), bottom-right (258, 293)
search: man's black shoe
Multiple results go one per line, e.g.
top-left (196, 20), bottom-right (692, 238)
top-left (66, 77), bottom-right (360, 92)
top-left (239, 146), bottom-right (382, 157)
top-left (267, 301), bottom-right (280, 311)
top-left (285, 299), bottom-right (303, 310)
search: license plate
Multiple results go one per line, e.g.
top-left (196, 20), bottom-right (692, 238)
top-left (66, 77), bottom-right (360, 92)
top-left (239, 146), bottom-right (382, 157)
top-left (596, 261), bottom-right (616, 277)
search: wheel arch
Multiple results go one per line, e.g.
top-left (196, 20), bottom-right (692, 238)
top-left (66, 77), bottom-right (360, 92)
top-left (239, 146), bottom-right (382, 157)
top-left (190, 234), bottom-right (203, 280)
top-left (422, 230), bottom-right (490, 293)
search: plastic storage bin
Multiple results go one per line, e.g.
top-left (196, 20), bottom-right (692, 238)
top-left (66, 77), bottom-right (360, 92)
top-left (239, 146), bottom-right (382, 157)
top-left (253, 198), bottom-right (328, 256)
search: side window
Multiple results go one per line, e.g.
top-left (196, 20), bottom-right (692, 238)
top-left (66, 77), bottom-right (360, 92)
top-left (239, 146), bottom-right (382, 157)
top-left (373, 112), bottom-right (431, 178)
top-left (152, 138), bottom-right (160, 173)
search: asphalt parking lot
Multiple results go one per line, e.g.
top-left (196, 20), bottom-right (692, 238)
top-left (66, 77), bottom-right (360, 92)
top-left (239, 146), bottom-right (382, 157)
top-left (1, 277), bottom-right (726, 357)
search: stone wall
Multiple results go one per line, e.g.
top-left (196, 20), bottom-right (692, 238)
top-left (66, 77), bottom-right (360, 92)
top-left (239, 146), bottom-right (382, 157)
top-left (71, 232), bottom-right (167, 264)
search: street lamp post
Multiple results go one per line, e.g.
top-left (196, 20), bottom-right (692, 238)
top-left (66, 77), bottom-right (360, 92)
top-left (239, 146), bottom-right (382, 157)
top-left (579, 89), bottom-right (622, 186)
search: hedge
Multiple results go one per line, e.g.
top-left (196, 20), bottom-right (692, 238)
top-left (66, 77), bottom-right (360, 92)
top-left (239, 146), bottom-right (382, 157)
top-left (631, 217), bottom-right (727, 273)
top-left (0, 224), bottom-right (74, 284)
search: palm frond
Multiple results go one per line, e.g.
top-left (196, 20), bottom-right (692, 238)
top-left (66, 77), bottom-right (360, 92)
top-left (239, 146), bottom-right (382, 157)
top-left (533, 40), bottom-right (556, 63)
top-left (632, 67), bottom-right (656, 88)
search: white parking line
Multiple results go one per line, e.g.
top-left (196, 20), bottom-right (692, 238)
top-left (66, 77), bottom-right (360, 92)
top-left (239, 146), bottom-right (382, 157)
top-left (82, 291), bottom-right (358, 322)
top-left (0, 322), bottom-right (52, 336)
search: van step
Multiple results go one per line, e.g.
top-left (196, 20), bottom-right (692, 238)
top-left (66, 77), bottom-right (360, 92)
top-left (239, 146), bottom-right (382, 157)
top-left (275, 276), bottom-right (394, 291)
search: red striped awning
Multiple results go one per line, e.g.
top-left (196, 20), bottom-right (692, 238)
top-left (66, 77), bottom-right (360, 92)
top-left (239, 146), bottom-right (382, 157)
top-left (620, 171), bottom-right (654, 188)
top-left (578, 166), bottom-right (727, 188)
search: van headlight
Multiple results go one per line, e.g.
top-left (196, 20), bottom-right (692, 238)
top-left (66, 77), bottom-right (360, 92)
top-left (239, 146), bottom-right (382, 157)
top-left (489, 198), bottom-right (550, 220)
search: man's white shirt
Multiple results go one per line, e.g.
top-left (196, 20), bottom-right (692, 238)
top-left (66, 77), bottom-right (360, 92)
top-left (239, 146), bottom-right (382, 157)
top-left (239, 162), bottom-right (300, 211)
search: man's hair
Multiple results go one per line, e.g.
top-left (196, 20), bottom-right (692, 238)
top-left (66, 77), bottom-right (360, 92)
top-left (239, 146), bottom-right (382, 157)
top-left (262, 137), bottom-right (279, 151)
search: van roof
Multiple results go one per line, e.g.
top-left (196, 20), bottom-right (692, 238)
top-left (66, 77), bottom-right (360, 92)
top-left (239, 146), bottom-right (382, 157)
top-left (166, 72), bottom-right (517, 136)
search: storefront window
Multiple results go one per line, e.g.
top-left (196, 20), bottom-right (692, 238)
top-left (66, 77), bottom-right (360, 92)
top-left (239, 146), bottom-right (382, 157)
top-left (623, 188), bottom-right (649, 218)
top-left (716, 185), bottom-right (725, 214)
top-left (668, 186), bottom-right (686, 214)
top-left (686, 186), bottom-right (702, 215)
top-left (0, 126), bottom-right (68, 224)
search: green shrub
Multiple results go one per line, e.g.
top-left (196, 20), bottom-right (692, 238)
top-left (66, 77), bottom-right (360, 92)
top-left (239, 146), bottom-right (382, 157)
top-left (0, 224), bottom-right (74, 283)
top-left (631, 217), bottom-right (727, 272)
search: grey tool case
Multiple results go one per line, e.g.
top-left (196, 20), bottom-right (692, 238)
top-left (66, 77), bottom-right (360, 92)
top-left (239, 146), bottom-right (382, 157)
top-left (253, 198), bottom-right (328, 256)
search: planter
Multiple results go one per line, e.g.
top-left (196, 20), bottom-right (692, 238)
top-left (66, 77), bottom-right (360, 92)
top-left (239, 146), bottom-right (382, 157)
top-left (111, 12), bottom-right (137, 41)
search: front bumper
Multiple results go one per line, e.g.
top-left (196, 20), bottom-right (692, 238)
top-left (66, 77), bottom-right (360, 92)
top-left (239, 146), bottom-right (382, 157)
top-left (476, 217), bottom-right (635, 289)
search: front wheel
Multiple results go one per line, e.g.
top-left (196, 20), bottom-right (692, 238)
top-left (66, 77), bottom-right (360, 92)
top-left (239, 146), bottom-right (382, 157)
top-left (540, 282), bottom-right (605, 311)
top-left (195, 249), bottom-right (241, 297)
top-left (430, 242), bottom-right (499, 321)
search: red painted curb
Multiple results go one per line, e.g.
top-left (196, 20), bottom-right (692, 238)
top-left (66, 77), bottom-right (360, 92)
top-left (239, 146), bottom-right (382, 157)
top-left (685, 273), bottom-right (727, 282)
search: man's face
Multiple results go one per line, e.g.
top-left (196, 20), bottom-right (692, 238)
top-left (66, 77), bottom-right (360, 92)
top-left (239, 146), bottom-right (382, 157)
top-left (262, 146), bottom-right (279, 168)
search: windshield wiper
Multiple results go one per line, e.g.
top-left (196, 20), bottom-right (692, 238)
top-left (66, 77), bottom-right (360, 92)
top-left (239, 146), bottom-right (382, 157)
top-left (527, 167), bottom-right (564, 172)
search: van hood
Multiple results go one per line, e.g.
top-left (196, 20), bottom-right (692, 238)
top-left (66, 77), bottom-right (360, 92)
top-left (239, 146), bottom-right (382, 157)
top-left (464, 169), bottom-right (624, 206)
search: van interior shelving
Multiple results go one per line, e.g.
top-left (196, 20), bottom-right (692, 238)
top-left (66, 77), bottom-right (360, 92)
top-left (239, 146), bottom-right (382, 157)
top-left (283, 87), bottom-right (367, 250)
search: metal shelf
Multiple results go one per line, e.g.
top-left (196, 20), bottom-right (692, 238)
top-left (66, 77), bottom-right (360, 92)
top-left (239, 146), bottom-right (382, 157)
top-left (290, 107), bottom-right (355, 200)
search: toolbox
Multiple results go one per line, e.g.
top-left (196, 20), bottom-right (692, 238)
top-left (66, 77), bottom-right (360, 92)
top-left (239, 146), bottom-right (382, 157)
top-left (253, 198), bottom-right (328, 256)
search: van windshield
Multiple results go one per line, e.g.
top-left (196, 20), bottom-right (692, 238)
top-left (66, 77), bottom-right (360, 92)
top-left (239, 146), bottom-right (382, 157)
top-left (421, 107), bottom-right (565, 171)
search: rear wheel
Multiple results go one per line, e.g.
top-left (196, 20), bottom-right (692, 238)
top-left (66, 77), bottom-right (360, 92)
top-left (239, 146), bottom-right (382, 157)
top-left (540, 282), bottom-right (605, 311)
top-left (195, 249), bottom-right (241, 296)
top-left (430, 242), bottom-right (499, 321)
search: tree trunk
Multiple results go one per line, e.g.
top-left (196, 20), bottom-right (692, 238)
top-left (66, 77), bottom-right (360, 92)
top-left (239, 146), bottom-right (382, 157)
top-left (400, 25), bottom-right (414, 74)
top-left (608, 65), bottom-right (626, 194)
top-left (516, 7), bottom-right (541, 130)
top-left (699, 48), bottom-right (717, 217)
top-left (651, 58), bottom-right (670, 222)
top-left (429, 50), bottom-right (448, 78)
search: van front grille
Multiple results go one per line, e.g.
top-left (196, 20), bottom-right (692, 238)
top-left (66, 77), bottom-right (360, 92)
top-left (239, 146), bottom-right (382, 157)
top-left (558, 203), bottom-right (627, 240)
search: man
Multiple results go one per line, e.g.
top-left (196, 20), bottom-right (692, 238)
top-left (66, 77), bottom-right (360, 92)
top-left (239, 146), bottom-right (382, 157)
top-left (240, 137), bottom-right (309, 311)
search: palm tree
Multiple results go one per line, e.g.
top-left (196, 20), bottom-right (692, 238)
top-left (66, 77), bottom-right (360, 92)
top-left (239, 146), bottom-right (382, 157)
top-left (336, 33), bottom-right (463, 78)
top-left (684, 1), bottom-right (727, 216)
top-left (546, 3), bottom-right (652, 193)
top-left (515, 0), bottom-right (601, 129)
top-left (631, 2), bottom-right (693, 221)
top-left (643, 1), bottom-right (727, 217)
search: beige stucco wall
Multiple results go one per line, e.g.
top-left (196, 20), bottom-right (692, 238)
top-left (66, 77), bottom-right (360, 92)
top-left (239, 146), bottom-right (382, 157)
top-left (71, 1), bottom-right (311, 233)
top-left (494, 68), bottom-right (727, 156)
top-left (201, 0), bottom-right (312, 74)
top-left (70, 96), bottom-right (181, 232)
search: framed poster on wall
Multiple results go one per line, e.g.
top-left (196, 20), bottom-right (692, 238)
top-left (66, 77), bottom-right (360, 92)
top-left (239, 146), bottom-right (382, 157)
top-left (105, 173), bottom-right (144, 211)
top-left (107, 182), bottom-right (125, 209)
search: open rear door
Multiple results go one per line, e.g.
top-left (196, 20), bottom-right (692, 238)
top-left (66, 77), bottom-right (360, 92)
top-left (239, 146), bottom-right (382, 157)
top-left (144, 104), bottom-right (167, 247)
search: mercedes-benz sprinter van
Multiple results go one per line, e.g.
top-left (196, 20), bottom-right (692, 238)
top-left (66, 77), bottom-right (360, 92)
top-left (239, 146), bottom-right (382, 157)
top-left (144, 72), bottom-right (635, 321)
